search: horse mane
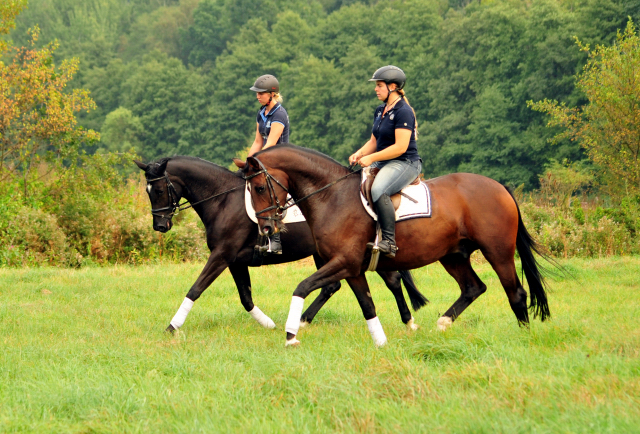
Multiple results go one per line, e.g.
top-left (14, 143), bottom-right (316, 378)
top-left (255, 144), bottom-right (349, 172)
top-left (146, 155), bottom-right (241, 179)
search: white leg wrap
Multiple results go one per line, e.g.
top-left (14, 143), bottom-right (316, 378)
top-left (367, 316), bottom-right (387, 347)
top-left (170, 297), bottom-right (194, 329)
top-left (249, 306), bottom-right (276, 329)
top-left (285, 296), bottom-right (305, 336)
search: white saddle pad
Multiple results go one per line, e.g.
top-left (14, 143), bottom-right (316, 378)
top-left (245, 182), bottom-right (306, 224)
top-left (360, 170), bottom-right (432, 221)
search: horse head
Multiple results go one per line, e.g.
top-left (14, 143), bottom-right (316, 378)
top-left (135, 158), bottom-right (186, 233)
top-left (234, 156), bottom-right (290, 237)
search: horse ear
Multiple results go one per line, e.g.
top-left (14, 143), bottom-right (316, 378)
top-left (232, 158), bottom-right (246, 169)
top-left (134, 160), bottom-right (148, 171)
top-left (157, 159), bottom-right (168, 173)
top-left (247, 157), bottom-right (261, 171)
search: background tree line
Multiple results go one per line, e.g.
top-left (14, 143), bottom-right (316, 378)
top-left (11, 0), bottom-right (639, 188)
top-left (2, 0), bottom-right (640, 266)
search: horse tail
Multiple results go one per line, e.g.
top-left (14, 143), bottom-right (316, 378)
top-left (504, 186), bottom-right (551, 322)
top-left (399, 270), bottom-right (429, 311)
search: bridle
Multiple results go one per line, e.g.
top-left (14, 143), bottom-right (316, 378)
top-left (244, 158), bottom-right (361, 222)
top-left (147, 171), bottom-right (243, 219)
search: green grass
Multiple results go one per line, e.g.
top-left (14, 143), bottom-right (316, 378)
top-left (1, 257), bottom-right (639, 433)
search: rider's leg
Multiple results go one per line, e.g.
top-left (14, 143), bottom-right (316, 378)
top-left (369, 159), bottom-right (422, 257)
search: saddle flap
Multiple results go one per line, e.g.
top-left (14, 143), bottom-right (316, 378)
top-left (360, 166), bottom-right (418, 212)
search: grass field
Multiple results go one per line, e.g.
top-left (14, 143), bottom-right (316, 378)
top-left (1, 256), bottom-right (639, 433)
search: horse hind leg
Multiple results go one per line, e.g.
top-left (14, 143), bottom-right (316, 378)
top-left (482, 251), bottom-right (529, 326)
top-left (438, 253), bottom-right (487, 331)
top-left (376, 270), bottom-right (418, 331)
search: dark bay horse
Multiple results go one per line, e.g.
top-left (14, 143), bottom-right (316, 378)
top-left (237, 145), bottom-right (551, 347)
top-left (134, 156), bottom-right (428, 333)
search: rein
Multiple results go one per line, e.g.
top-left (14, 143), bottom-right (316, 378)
top-left (245, 158), bottom-right (361, 221)
top-left (147, 172), bottom-right (243, 219)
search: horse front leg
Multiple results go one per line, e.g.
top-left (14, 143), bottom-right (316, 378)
top-left (228, 263), bottom-right (275, 329)
top-left (166, 252), bottom-right (228, 333)
top-left (299, 253), bottom-right (342, 327)
top-left (284, 259), bottom-right (352, 347)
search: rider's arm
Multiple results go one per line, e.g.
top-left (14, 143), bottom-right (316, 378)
top-left (263, 122), bottom-right (285, 149)
top-left (363, 128), bottom-right (411, 163)
top-left (248, 123), bottom-right (263, 157)
top-left (349, 135), bottom-right (377, 164)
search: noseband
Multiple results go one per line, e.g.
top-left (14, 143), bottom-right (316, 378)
top-left (147, 171), bottom-right (244, 219)
top-left (244, 158), bottom-right (361, 222)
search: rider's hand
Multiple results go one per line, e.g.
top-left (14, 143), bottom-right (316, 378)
top-left (349, 151), bottom-right (362, 165)
top-left (359, 155), bottom-right (374, 167)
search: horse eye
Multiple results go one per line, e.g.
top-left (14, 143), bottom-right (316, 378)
top-left (256, 186), bottom-right (265, 194)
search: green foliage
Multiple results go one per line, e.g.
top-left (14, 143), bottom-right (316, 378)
top-left (530, 19), bottom-right (640, 197)
top-left (12, 0), bottom-right (637, 189)
top-left (0, 154), bottom-right (209, 267)
top-left (98, 107), bottom-right (145, 154)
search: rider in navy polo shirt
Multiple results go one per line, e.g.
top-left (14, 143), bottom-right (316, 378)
top-left (349, 66), bottom-right (422, 258)
top-left (248, 75), bottom-right (290, 157)
top-left (248, 74), bottom-right (290, 254)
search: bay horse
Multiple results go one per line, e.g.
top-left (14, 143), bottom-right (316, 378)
top-left (134, 156), bottom-right (429, 333)
top-left (237, 145), bottom-right (551, 347)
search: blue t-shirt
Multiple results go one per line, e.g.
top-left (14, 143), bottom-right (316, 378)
top-left (257, 103), bottom-right (290, 145)
top-left (372, 98), bottom-right (420, 161)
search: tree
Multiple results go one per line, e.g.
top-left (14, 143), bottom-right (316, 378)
top-left (0, 22), bottom-right (98, 200)
top-left (529, 19), bottom-right (640, 196)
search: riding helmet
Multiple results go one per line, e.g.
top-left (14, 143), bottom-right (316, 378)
top-left (368, 65), bottom-right (406, 90)
top-left (250, 74), bottom-right (280, 93)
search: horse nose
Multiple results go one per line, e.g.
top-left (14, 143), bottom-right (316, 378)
top-left (262, 225), bottom-right (273, 236)
top-left (154, 220), bottom-right (170, 233)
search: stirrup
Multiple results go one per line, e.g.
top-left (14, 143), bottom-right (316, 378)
top-left (377, 240), bottom-right (398, 258)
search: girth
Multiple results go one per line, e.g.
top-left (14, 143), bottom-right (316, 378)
top-left (360, 167), bottom-right (420, 211)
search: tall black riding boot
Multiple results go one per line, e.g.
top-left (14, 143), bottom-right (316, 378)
top-left (369, 194), bottom-right (398, 258)
top-left (268, 232), bottom-right (282, 254)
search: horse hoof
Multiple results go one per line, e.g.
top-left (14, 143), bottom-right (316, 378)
top-left (437, 316), bottom-right (453, 332)
top-left (374, 337), bottom-right (387, 347)
top-left (406, 317), bottom-right (419, 331)
top-left (285, 338), bottom-right (301, 347)
top-left (263, 318), bottom-right (276, 329)
top-left (299, 321), bottom-right (309, 329)
top-left (165, 324), bottom-right (176, 334)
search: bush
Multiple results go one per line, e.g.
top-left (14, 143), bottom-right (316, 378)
top-left (0, 153), bottom-right (208, 267)
top-left (520, 200), bottom-right (640, 258)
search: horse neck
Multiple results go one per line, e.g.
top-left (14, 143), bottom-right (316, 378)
top-left (266, 150), bottom-right (355, 218)
top-left (168, 159), bottom-right (242, 203)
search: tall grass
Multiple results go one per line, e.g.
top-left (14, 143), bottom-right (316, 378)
top-left (1, 257), bottom-right (639, 432)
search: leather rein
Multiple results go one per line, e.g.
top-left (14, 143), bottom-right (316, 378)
top-left (244, 158), bottom-right (361, 222)
top-left (147, 171), bottom-right (243, 219)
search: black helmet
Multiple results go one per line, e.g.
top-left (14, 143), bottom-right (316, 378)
top-left (250, 74), bottom-right (280, 93)
top-left (368, 65), bottom-right (406, 90)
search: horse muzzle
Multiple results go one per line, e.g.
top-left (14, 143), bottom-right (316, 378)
top-left (261, 224), bottom-right (274, 237)
top-left (153, 218), bottom-right (173, 233)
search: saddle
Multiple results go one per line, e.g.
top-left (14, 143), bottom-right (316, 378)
top-left (360, 167), bottom-right (421, 210)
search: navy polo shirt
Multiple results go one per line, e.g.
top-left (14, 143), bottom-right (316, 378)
top-left (372, 98), bottom-right (420, 161)
top-left (257, 103), bottom-right (290, 145)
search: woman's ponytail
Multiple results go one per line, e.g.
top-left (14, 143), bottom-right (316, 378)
top-left (397, 89), bottom-right (418, 140)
